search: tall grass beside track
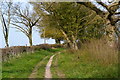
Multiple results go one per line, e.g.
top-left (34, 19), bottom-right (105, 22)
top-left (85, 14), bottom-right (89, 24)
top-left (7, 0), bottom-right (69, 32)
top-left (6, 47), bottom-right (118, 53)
top-left (52, 39), bottom-right (118, 78)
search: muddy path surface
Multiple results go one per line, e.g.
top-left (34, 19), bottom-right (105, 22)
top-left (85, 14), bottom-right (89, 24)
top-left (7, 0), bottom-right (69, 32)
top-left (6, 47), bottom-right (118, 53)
top-left (29, 56), bottom-right (48, 78)
top-left (44, 54), bottom-right (56, 78)
top-left (29, 52), bottom-right (62, 79)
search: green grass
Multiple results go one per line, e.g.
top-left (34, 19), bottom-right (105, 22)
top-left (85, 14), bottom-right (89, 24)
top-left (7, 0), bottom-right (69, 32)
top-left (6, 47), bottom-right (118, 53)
top-left (0, 60), bottom-right (2, 79)
top-left (36, 48), bottom-right (64, 78)
top-left (2, 48), bottom-right (64, 78)
top-left (51, 54), bottom-right (65, 78)
top-left (51, 55), bottom-right (59, 78)
top-left (2, 49), bottom-right (53, 78)
top-left (2, 48), bottom-right (117, 78)
top-left (36, 56), bottom-right (50, 78)
top-left (51, 50), bottom-right (118, 78)
top-left (46, 48), bottom-right (65, 52)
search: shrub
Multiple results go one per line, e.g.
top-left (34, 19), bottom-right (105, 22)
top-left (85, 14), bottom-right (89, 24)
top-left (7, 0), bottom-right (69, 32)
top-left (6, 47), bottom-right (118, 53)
top-left (1, 44), bottom-right (63, 62)
top-left (38, 44), bottom-right (52, 50)
top-left (50, 44), bottom-right (63, 48)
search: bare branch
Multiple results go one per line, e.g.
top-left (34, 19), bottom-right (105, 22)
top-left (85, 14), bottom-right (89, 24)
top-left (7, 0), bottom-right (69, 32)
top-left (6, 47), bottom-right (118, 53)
top-left (108, 1), bottom-right (120, 14)
top-left (1, 14), bottom-right (8, 36)
top-left (115, 12), bottom-right (120, 15)
top-left (31, 16), bottom-right (41, 27)
top-left (11, 23), bottom-right (29, 36)
top-left (114, 17), bottom-right (120, 23)
top-left (77, 2), bottom-right (106, 18)
top-left (96, 0), bottom-right (109, 12)
top-left (12, 19), bottom-right (29, 27)
top-left (15, 27), bottom-right (29, 37)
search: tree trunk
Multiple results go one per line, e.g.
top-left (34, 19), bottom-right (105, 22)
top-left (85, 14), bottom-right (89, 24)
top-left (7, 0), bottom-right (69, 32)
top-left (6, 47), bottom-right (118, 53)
top-left (28, 27), bottom-right (33, 46)
top-left (28, 36), bottom-right (32, 46)
top-left (1, 14), bottom-right (9, 47)
top-left (43, 28), bottom-right (47, 44)
top-left (72, 35), bottom-right (78, 50)
top-left (105, 20), bottom-right (116, 47)
top-left (117, 38), bottom-right (120, 51)
top-left (5, 36), bottom-right (9, 47)
top-left (55, 39), bottom-right (61, 44)
top-left (60, 29), bottom-right (77, 49)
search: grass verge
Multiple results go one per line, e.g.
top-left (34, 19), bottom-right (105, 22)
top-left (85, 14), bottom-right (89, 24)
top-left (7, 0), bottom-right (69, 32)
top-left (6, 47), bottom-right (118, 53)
top-left (51, 50), bottom-right (118, 78)
top-left (2, 49), bottom-right (56, 78)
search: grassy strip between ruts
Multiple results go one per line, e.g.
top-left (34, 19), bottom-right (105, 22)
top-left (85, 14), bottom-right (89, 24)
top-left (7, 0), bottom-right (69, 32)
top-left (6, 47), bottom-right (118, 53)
top-left (36, 48), bottom-right (65, 78)
top-left (51, 50), bottom-right (118, 78)
top-left (36, 56), bottom-right (50, 78)
top-left (2, 48), bottom-right (63, 78)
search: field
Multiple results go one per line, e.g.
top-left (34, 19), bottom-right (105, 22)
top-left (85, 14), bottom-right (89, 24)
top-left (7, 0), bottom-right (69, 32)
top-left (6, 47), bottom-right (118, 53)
top-left (2, 47), bottom-right (118, 78)
top-left (2, 48), bottom-right (63, 78)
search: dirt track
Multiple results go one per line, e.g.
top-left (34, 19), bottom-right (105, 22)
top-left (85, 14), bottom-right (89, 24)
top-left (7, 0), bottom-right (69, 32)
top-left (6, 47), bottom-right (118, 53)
top-left (44, 55), bottom-right (55, 78)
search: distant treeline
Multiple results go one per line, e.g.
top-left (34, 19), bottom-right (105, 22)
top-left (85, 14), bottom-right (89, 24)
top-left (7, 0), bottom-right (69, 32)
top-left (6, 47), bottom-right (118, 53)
top-left (0, 44), bottom-right (63, 62)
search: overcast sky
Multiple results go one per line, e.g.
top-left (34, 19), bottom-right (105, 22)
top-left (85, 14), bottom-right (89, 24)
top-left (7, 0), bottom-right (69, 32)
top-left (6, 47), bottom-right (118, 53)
top-left (0, 24), bottom-right (55, 48)
top-left (0, 2), bottom-right (55, 48)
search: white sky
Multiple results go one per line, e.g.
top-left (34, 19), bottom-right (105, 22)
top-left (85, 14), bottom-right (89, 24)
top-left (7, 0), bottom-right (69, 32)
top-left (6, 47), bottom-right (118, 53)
top-left (0, 2), bottom-right (55, 48)
top-left (0, 26), bottom-right (55, 48)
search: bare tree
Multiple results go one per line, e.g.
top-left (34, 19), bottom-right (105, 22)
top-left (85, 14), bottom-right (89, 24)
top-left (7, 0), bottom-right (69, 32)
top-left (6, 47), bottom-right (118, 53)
top-left (77, 0), bottom-right (120, 46)
top-left (0, 2), bottom-right (13, 47)
top-left (11, 4), bottom-right (41, 46)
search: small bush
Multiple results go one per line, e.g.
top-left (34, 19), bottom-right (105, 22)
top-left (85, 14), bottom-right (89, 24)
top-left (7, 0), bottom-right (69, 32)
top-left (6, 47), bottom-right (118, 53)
top-left (39, 44), bottom-right (52, 50)
top-left (50, 44), bottom-right (63, 48)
